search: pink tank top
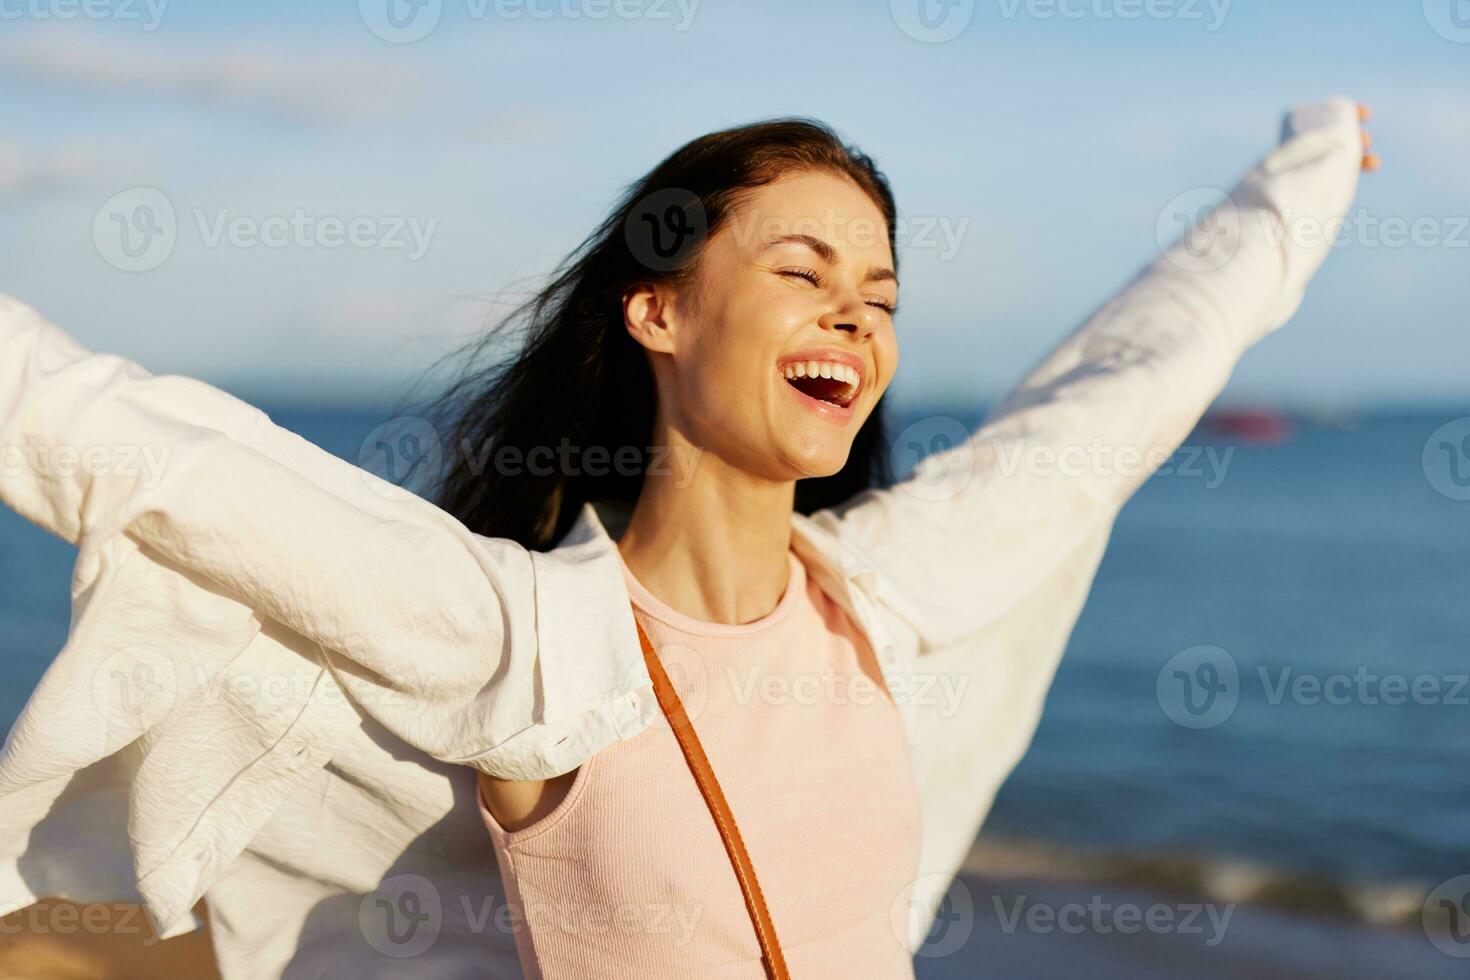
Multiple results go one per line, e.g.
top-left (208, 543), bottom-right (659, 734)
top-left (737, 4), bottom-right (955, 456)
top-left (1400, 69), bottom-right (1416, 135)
top-left (476, 546), bottom-right (923, 978)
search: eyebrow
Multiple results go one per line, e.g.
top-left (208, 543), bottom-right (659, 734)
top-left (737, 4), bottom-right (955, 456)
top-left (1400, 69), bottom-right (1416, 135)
top-left (763, 233), bottom-right (898, 286)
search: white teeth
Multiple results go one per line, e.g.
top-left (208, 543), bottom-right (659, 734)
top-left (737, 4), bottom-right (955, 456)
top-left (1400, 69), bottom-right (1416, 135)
top-left (781, 360), bottom-right (861, 396)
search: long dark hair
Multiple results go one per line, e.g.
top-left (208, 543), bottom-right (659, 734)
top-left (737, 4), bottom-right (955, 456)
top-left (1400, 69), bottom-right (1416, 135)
top-left (428, 117), bottom-right (897, 551)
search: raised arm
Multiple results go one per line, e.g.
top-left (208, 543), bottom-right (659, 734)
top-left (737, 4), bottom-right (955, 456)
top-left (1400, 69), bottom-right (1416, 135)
top-left (0, 296), bottom-right (641, 773)
top-left (812, 97), bottom-right (1371, 650)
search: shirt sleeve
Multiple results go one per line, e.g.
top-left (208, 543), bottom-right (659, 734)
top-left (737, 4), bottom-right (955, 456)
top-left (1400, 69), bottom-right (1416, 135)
top-left (0, 295), bottom-right (643, 773)
top-left (812, 96), bottom-right (1365, 651)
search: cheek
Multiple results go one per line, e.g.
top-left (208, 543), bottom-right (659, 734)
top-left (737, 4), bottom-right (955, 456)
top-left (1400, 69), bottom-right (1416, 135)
top-left (679, 319), bottom-right (774, 422)
top-left (874, 326), bottom-right (900, 393)
top-left (703, 290), bottom-right (804, 377)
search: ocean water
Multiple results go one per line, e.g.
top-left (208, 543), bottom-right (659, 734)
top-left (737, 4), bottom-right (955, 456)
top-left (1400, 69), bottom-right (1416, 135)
top-left (983, 408), bottom-right (1470, 891)
top-left (2, 406), bottom-right (1467, 904)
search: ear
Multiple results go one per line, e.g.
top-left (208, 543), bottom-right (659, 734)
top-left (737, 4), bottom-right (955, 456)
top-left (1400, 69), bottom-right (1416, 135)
top-left (622, 283), bottom-right (679, 356)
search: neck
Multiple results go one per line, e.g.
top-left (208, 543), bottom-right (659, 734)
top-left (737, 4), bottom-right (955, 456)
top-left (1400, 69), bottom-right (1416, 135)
top-left (617, 428), bottom-right (795, 626)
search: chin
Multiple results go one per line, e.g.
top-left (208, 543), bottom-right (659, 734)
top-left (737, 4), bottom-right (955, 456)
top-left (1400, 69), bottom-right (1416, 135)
top-left (781, 436), bottom-right (852, 480)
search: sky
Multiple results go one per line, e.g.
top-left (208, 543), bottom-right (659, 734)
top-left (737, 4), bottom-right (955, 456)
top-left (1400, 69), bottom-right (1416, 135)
top-left (0, 0), bottom-right (1466, 410)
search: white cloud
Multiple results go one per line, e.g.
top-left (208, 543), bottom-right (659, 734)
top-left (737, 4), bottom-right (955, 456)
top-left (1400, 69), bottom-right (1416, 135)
top-left (0, 31), bottom-right (426, 122)
top-left (0, 138), bottom-right (149, 201)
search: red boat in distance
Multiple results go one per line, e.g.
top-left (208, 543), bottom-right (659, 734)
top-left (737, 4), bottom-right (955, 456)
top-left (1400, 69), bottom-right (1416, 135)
top-left (1200, 406), bottom-right (1294, 445)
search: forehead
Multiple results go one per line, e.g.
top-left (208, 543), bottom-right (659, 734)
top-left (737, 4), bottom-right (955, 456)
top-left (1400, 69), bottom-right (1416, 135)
top-left (720, 170), bottom-right (894, 267)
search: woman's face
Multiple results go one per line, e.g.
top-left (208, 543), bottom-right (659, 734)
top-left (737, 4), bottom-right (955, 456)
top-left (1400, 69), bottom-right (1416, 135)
top-left (629, 169), bottom-right (900, 482)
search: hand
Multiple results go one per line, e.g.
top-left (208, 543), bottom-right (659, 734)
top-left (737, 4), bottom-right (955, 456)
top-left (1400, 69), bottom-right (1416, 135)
top-left (1358, 102), bottom-right (1381, 172)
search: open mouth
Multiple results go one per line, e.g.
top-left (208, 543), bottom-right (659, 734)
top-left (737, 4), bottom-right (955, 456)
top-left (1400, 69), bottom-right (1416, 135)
top-left (780, 360), bottom-right (861, 409)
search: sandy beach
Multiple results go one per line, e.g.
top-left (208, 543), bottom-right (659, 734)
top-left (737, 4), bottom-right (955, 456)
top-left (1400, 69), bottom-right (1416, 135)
top-left (4, 860), bottom-right (1461, 980)
top-left (0, 899), bottom-right (219, 980)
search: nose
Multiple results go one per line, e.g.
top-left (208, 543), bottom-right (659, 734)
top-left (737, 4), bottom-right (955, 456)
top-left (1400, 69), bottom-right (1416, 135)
top-left (818, 292), bottom-right (879, 339)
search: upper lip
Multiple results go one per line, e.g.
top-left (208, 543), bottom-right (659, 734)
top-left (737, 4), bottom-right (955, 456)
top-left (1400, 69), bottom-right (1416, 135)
top-left (775, 347), bottom-right (868, 401)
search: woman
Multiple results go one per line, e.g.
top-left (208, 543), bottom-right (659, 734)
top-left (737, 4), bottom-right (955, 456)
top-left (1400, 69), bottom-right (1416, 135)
top-left (0, 98), bottom-right (1375, 978)
top-left (452, 123), bottom-right (917, 979)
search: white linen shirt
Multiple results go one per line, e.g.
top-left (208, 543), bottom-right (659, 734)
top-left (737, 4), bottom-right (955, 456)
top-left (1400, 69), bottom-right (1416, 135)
top-left (0, 98), bottom-right (1364, 977)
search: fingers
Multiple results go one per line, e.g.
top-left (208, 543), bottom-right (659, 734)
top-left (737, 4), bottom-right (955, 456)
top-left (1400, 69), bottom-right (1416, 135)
top-left (1356, 102), bottom-right (1379, 171)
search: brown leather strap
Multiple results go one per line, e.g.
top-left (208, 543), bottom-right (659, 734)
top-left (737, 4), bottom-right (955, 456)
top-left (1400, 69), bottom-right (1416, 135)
top-left (634, 614), bottom-right (791, 980)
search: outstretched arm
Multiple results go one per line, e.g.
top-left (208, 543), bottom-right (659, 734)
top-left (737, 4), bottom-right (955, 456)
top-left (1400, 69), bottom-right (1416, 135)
top-left (813, 97), bottom-right (1375, 651)
top-left (0, 296), bottom-right (643, 774)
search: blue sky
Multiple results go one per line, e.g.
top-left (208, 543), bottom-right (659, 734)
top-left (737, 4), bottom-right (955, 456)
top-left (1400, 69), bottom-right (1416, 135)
top-left (1, 0), bottom-right (1466, 409)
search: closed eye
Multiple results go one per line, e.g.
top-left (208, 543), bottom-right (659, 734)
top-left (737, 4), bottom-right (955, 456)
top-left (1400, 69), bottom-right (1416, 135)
top-left (779, 267), bottom-right (898, 316)
top-left (778, 267), bottom-right (823, 287)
